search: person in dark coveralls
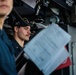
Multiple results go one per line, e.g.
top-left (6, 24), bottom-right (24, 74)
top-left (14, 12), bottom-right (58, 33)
top-left (0, 0), bottom-right (17, 75)
top-left (11, 16), bottom-right (31, 75)
top-left (11, 11), bottom-right (44, 75)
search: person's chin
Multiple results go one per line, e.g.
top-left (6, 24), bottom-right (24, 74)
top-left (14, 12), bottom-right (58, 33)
top-left (0, 13), bottom-right (6, 17)
top-left (0, 12), bottom-right (9, 16)
top-left (0, 8), bottom-right (12, 16)
top-left (25, 38), bottom-right (29, 41)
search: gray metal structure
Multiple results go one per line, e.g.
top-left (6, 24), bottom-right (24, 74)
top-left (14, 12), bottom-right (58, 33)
top-left (68, 25), bottom-right (76, 75)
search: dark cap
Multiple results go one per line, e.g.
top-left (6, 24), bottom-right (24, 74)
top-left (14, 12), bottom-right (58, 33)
top-left (11, 8), bottom-right (31, 27)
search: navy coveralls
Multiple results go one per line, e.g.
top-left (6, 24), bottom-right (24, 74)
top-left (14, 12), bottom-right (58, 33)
top-left (0, 29), bottom-right (17, 75)
top-left (11, 38), bottom-right (43, 75)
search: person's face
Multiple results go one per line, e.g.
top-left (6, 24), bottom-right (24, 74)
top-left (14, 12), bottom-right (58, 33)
top-left (0, 0), bottom-right (13, 17)
top-left (15, 26), bottom-right (31, 41)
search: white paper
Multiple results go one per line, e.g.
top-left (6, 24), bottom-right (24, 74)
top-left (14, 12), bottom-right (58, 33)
top-left (24, 23), bottom-right (71, 75)
top-left (42, 47), bottom-right (69, 75)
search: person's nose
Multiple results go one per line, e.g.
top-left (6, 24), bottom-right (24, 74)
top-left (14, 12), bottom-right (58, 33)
top-left (0, 0), bottom-right (7, 2)
top-left (0, 0), bottom-right (6, 1)
top-left (27, 26), bottom-right (31, 34)
top-left (28, 29), bottom-right (31, 34)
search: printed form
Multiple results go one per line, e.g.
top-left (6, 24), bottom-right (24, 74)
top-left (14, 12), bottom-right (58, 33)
top-left (24, 23), bottom-right (71, 75)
